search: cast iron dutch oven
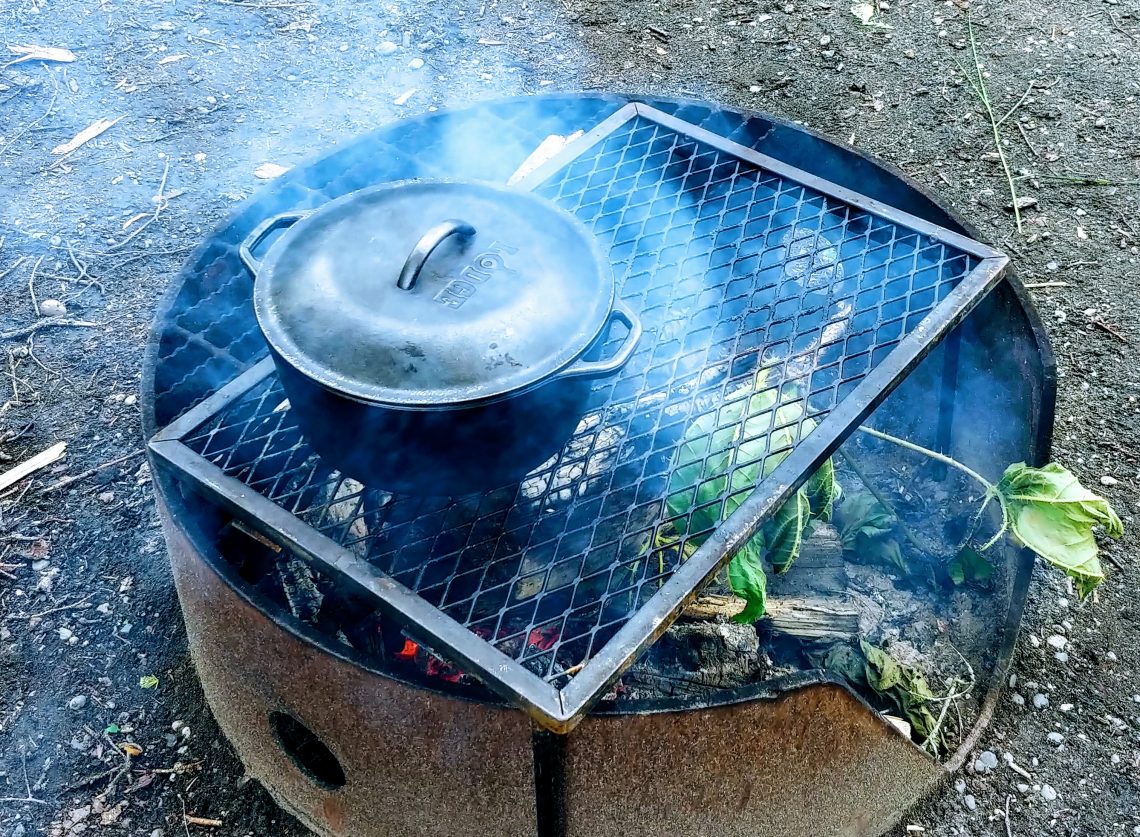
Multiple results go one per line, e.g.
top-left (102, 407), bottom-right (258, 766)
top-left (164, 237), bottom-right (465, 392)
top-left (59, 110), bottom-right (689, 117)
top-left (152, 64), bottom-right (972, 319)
top-left (239, 180), bottom-right (641, 495)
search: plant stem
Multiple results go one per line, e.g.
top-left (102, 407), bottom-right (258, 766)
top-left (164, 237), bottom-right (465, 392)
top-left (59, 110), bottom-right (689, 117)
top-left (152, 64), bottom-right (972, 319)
top-left (855, 426), bottom-right (995, 493)
top-left (961, 12), bottom-right (1024, 235)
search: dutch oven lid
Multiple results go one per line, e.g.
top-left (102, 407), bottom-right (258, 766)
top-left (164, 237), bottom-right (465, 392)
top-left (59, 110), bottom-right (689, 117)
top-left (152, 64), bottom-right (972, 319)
top-left (250, 181), bottom-right (617, 408)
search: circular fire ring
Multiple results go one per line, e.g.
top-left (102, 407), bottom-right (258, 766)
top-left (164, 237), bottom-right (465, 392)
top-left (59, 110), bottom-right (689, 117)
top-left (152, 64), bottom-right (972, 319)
top-left (144, 94), bottom-right (1054, 837)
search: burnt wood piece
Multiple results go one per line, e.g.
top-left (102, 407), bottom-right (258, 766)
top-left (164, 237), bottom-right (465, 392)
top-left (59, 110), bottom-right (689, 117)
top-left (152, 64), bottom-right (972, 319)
top-left (682, 594), bottom-right (861, 644)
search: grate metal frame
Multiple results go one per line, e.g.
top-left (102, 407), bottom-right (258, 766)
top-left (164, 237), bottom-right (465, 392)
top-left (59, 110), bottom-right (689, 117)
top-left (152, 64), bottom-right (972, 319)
top-left (150, 103), bottom-right (1008, 732)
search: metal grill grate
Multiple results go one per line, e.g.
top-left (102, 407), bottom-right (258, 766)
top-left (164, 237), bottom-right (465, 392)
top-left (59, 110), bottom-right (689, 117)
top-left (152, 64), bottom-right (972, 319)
top-left (150, 104), bottom-right (1008, 731)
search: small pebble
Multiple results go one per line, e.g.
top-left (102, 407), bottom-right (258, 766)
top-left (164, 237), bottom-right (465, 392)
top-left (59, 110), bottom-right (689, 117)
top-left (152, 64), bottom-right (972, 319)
top-left (1008, 673), bottom-right (1017, 689)
top-left (378, 40), bottom-right (398, 54)
top-left (68, 695), bottom-right (87, 710)
top-left (150, 830), bottom-right (164, 837)
top-left (1101, 475), bottom-right (1119, 486)
top-left (1047, 732), bottom-right (1064, 745)
top-left (1046, 634), bottom-right (1067, 650)
top-left (39, 299), bottom-right (67, 317)
top-left (819, 35), bottom-right (832, 46)
top-left (408, 57), bottom-right (425, 69)
top-left (974, 750), bottom-right (999, 772)
top-left (954, 778), bottom-right (966, 793)
top-left (1106, 651), bottom-right (1118, 662)
top-left (58, 627), bottom-right (73, 641)
top-left (1060, 703), bottom-right (1074, 712)
top-left (1111, 754), bottom-right (1121, 764)
top-left (1033, 693), bottom-right (1050, 710)
top-left (1054, 651), bottom-right (1069, 663)
top-left (1017, 782), bottom-right (1030, 793)
top-left (98, 491), bottom-right (115, 503)
top-left (963, 794), bottom-right (977, 811)
top-left (1040, 784), bottom-right (1058, 802)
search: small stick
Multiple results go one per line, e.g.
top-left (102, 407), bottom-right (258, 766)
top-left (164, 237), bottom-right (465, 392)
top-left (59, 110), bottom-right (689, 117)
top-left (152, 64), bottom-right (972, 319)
top-left (0, 318), bottom-right (101, 341)
top-left (0, 441), bottom-right (66, 493)
top-left (185, 815), bottom-right (223, 827)
top-left (39, 448), bottom-right (144, 494)
top-left (27, 255), bottom-right (43, 316)
top-left (5, 595), bottom-right (93, 621)
top-left (994, 79), bottom-right (1038, 129)
top-left (1090, 320), bottom-right (1131, 345)
top-left (108, 161), bottom-right (171, 252)
top-left (0, 256), bottom-right (27, 282)
top-left (1004, 795), bottom-right (1014, 837)
top-left (0, 92), bottom-right (58, 158)
top-left (1015, 121), bottom-right (1040, 158)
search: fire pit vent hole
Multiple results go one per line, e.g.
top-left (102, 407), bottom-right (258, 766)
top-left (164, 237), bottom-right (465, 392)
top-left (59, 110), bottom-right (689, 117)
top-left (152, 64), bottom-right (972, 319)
top-left (269, 712), bottom-right (346, 789)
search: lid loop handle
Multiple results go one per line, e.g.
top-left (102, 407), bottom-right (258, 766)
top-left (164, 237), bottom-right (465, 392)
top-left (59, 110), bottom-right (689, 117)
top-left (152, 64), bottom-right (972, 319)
top-left (397, 220), bottom-right (477, 291)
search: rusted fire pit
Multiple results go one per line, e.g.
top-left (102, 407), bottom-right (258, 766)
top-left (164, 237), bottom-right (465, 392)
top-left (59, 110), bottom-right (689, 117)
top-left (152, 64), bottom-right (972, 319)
top-left (143, 95), bottom-right (1054, 837)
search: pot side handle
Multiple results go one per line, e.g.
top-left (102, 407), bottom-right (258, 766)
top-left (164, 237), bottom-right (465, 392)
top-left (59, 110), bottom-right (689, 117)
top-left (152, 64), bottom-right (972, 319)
top-left (551, 299), bottom-right (643, 381)
top-left (239, 212), bottom-right (308, 276)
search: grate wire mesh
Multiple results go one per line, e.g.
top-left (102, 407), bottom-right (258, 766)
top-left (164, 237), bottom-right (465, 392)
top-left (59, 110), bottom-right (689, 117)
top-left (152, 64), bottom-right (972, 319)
top-left (173, 110), bottom-right (981, 689)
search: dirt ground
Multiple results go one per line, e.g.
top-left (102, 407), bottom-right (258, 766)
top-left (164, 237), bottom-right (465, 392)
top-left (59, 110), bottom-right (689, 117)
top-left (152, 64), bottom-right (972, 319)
top-left (0, 0), bottom-right (1137, 835)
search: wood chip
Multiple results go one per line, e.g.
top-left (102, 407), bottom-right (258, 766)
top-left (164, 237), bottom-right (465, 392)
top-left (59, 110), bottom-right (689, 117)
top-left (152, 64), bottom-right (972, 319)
top-left (0, 442), bottom-right (66, 493)
top-left (253, 162), bottom-right (290, 179)
top-left (158, 54), bottom-right (188, 65)
top-left (507, 132), bottom-right (584, 185)
top-left (51, 117), bottom-right (123, 155)
top-left (7, 44), bottom-right (77, 64)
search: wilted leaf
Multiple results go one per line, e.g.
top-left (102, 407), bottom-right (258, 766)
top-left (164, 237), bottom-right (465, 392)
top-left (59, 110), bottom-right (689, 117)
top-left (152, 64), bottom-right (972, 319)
top-left (821, 643), bottom-right (867, 687)
top-left (727, 542), bottom-right (767, 623)
top-left (837, 491), bottom-right (894, 548)
top-left (804, 458), bottom-right (840, 522)
top-left (948, 545), bottom-right (993, 586)
top-left (139, 674), bottom-right (159, 689)
top-left (861, 639), bottom-right (902, 691)
top-left (119, 742), bottom-right (142, 757)
top-left (764, 488), bottom-right (810, 574)
top-left (995, 462), bottom-right (1123, 597)
top-left (858, 534), bottom-right (906, 573)
top-left (856, 640), bottom-right (941, 748)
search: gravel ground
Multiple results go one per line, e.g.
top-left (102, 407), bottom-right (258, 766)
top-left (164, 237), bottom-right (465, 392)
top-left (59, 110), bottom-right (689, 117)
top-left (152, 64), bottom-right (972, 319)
top-left (0, 0), bottom-right (1137, 835)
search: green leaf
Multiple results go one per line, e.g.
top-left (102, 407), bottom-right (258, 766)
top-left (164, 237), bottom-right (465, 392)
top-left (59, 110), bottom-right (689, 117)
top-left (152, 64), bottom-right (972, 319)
top-left (139, 675), bottom-right (159, 689)
top-left (727, 541), bottom-right (767, 623)
top-left (995, 462), bottom-right (1123, 597)
top-left (804, 458), bottom-right (841, 522)
top-left (764, 488), bottom-right (810, 574)
top-left (837, 491), bottom-right (895, 549)
top-left (948, 545), bottom-right (993, 586)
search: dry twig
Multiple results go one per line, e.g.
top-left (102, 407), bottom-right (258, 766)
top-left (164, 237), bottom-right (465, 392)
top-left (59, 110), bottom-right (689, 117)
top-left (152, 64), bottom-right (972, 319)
top-left (39, 448), bottom-right (144, 494)
top-left (0, 317), bottom-right (101, 341)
